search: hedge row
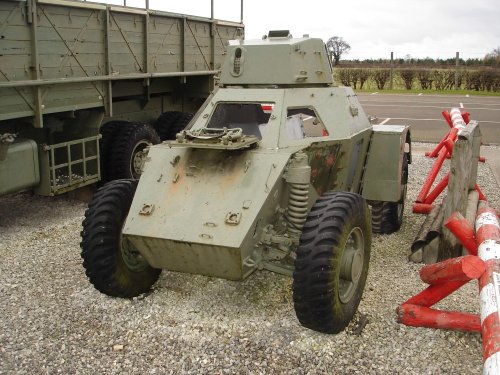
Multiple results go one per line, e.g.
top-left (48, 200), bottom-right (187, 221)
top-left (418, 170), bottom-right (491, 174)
top-left (334, 68), bottom-right (500, 92)
top-left (342, 58), bottom-right (500, 68)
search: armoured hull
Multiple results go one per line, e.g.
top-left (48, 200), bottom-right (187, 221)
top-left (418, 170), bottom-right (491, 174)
top-left (123, 144), bottom-right (292, 279)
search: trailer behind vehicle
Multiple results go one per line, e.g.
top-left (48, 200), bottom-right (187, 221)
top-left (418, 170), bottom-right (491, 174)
top-left (0, 0), bottom-right (243, 196)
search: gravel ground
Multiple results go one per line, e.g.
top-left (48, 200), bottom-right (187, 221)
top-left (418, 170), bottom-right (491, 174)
top-left (1, 143), bottom-right (499, 374)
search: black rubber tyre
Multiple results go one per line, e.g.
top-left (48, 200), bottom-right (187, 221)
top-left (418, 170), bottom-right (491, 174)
top-left (293, 192), bottom-right (371, 334)
top-left (154, 111), bottom-right (182, 140)
top-left (370, 153), bottom-right (409, 234)
top-left (154, 111), bottom-right (193, 140)
top-left (80, 179), bottom-right (161, 297)
top-left (99, 121), bottom-right (128, 183)
top-left (169, 112), bottom-right (193, 138)
top-left (108, 123), bottom-right (160, 180)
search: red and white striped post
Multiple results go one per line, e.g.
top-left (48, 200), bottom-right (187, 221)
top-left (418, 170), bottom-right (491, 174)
top-left (427, 108), bottom-right (467, 158)
top-left (414, 108), bottom-right (487, 214)
top-left (449, 107), bottom-right (467, 130)
top-left (413, 108), bottom-right (462, 213)
top-left (426, 108), bottom-right (464, 158)
top-left (476, 203), bottom-right (500, 373)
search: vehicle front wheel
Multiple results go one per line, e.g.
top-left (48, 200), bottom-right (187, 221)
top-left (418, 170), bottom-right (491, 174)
top-left (80, 179), bottom-right (161, 297)
top-left (293, 192), bottom-right (371, 334)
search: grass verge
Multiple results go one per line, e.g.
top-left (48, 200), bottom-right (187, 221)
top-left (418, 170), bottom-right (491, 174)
top-left (353, 88), bottom-right (500, 96)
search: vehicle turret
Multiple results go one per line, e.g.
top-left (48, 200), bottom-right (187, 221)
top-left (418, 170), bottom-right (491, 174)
top-left (220, 30), bottom-right (333, 86)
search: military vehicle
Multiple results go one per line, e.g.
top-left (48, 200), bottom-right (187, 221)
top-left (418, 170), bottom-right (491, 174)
top-left (0, 0), bottom-right (243, 196)
top-left (81, 31), bottom-right (411, 333)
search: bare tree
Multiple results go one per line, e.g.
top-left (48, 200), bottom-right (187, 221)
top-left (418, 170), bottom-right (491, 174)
top-left (326, 36), bottom-right (351, 66)
top-left (399, 69), bottom-right (415, 90)
top-left (372, 69), bottom-right (390, 90)
top-left (485, 47), bottom-right (500, 61)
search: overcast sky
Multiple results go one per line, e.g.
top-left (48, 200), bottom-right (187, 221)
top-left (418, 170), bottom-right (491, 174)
top-left (104, 0), bottom-right (499, 60)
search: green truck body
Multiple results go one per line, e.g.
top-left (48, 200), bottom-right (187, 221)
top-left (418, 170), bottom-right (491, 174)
top-left (0, 0), bottom-right (243, 196)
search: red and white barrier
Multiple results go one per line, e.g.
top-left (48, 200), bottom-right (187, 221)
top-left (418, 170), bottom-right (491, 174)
top-left (413, 108), bottom-right (487, 214)
top-left (449, 107), bottom-right (467, 130)
top-left (400, 202), bottom-right (500, 373)
top-left (475, 204), bottom-right (500, 374)
top-left (414, 109), bottom-right (461, 212)
top-left (402, 106), bottom-right (498, 372)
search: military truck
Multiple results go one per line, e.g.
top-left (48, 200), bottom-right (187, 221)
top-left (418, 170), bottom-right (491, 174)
top-left (0, 0), bottom-right (243, 196)
top-left (81, 31), bottom-right (411, 333)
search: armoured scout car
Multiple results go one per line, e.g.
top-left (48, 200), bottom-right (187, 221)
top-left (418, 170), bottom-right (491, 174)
top-left (81, 31), bottom-right (411, 334)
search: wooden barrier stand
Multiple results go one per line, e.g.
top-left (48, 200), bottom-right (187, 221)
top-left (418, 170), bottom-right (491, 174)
top-left (410, 108), bottom-right (484, 262)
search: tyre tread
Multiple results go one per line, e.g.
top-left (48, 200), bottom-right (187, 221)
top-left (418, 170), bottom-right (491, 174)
top-left (293, 192), bottom-right (371, 334)
top-left (80, 179), bottom-right (161, 298)
top-left (154, 111), bottom-right (193, 140)
top-left (108, 123), bottom-right (160, 180)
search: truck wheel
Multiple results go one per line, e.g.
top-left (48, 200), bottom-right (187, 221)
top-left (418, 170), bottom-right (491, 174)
top-left (109, 123), bottom-right (160, 180)
top-left (99, 121), bottom-right (127, 183)
top-left (155, 111), bottom-right (193, 140)
top-left (293, 192), bottom-right (371, 334)
top-left (80, 179), bottom-right (161, 297)
top-left (169, 112), bottom-right (193, 139)
top-left (370, 153), bottom-right (409, 234)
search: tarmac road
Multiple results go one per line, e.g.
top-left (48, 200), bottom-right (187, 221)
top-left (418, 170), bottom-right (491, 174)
top-left (357, 93), bottom-right (500, 144)
top-left (357, 92), bottom-right (500, 188)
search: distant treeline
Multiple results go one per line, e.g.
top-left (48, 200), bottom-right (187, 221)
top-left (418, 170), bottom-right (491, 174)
top-left (334, 68), bottom-right (500, 92)
top-left (341, 57), bottom-right (500, 68)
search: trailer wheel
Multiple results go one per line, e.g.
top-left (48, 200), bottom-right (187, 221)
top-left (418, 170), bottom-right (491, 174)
top-left (155, 111), bottom-right (193, 140)
top-left (109, 123), bottom-right (160, 180)
top-left (370, 153), bottom-right (409, 234)
top-left (99, 121), bottom-right (127, 183)
top-left (80, 179), bottom-right (161, 298)
top-left (293, 192), bottom-right (371, 334)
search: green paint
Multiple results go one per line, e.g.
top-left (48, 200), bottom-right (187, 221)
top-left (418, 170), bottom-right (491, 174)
top-left (122, 32), bottom-right (410, 279)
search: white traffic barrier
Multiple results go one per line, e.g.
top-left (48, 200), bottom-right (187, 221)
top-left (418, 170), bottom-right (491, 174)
top-left (476, 203), bottom-right (500, 374)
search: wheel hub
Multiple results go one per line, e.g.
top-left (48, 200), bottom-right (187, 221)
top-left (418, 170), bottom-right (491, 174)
top-left (341, 247), bottom-right (363, 283)
top-left (131, 141), bottom-right (151, 177)
top-left (339, 227), bottom-right (364, 303)
top-left (120, 235), bottom-right (149, 272)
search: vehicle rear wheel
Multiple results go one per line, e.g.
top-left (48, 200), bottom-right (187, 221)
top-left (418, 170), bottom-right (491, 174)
top-left (99, 121), bottom-right (127, 183)
top-left (370, 153), bottom-right (409, 234)
top-left (154, 111), bottom-right (193, 140)
top-left (109, 123), bottom-right (160, 180)
top-left (293, 192), bottom-right (371, 334)
top-left (80, 179), bottom-right (161, 297)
